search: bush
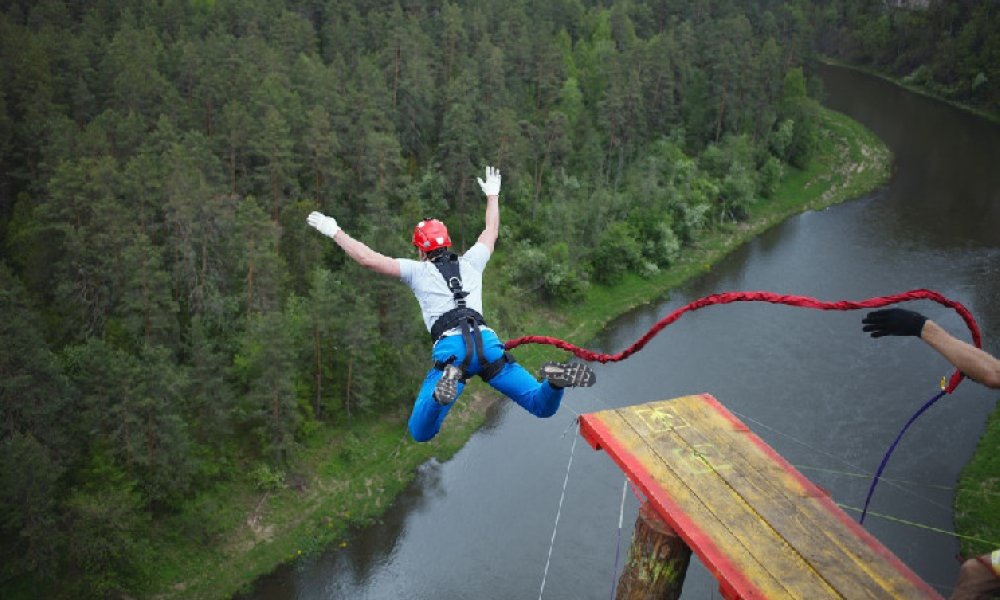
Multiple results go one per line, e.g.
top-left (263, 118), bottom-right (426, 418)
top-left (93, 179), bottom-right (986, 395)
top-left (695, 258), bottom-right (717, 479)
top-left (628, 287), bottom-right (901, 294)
top-left (175, 493), bottom-right (233, 545)
top-left (770, 118), bottom-right (794, 162)
top-left (640, 260), bottom-right (660, 279)
top-left (674, 198), bottom-right (710, 242)
top-left (633, 218), bottom-right (681, 267)
top-left (720, 165), bottom-right (756, 222)
top-left (250, 463), bottom-right (285, 492)
top-left (504, 242), bottom-right (548, 293)
top-left (902, 64), bottom-right (931, 86)
top-left (543, 262), bottom-right (589, 304)
top-left (503, 241), bottom-right (589, 304)
top-left (758, 155), bottom-right (784, 199)
top-left (590, 221), bottom-right (642, 284)
top-left (627, 207), bottom-right (681, 268)
top-left (786, 113), bottom-right (819, 168)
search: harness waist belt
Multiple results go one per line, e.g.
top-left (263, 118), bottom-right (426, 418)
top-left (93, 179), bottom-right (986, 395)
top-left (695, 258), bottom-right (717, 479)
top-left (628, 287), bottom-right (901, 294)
top-left (430, 307), bottom-right (486, 342)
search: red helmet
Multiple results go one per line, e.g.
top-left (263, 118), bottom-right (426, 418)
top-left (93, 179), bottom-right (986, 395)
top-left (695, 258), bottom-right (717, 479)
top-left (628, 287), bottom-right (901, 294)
top-left (412, 218), bottom-right (451, 252)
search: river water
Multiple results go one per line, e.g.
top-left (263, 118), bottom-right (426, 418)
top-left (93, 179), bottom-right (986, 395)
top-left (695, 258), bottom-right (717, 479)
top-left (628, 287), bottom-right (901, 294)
top-left (244, 65), bottom-right (1000, 599)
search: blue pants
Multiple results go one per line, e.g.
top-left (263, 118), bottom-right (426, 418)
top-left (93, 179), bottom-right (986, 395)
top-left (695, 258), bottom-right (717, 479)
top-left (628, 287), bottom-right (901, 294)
top-left (408, 329), bottom-right (564, 442)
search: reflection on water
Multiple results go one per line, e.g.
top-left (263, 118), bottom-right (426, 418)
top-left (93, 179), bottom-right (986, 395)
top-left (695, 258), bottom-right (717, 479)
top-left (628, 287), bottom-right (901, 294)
top-left (244, 65), bottom-right (1000, 599)
top-left (819, 64), bottom-right (1000, 249)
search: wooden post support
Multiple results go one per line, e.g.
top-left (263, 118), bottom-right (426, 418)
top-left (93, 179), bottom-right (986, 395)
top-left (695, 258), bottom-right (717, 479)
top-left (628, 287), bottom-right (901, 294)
top-left (615, 501), bottom-right (692, 600)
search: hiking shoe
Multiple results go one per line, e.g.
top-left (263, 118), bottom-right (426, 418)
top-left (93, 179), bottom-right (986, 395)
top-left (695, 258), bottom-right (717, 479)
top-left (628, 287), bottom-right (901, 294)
top-left (540, 361), bottom-right (596, 389)
top-left (434, 364), bottom-right (463, 405)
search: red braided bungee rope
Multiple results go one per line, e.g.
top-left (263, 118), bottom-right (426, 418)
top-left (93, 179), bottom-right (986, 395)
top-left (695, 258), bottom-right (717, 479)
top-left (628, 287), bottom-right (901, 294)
top-left (505, 289), bottom-right (981, 393)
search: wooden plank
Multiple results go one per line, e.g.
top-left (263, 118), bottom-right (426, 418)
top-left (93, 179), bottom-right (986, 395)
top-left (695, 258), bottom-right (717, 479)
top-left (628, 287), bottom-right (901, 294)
top-left (579, 394), bottom-right (943, 600)
top-left (582, 410), bottom-right (771, 599)
top-left (684, 394), bottom-right (941, 599)
top-left (617, 400), bottom-right (849, 596)
top-left (590, 399), bottom-right (833, 599)
top-left (625, 395), bottom-right (931, 599)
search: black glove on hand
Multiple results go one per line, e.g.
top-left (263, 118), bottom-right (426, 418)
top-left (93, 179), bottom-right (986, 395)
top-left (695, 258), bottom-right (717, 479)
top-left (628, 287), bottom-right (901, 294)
top-left (862, 308), bottom-right (927, 338)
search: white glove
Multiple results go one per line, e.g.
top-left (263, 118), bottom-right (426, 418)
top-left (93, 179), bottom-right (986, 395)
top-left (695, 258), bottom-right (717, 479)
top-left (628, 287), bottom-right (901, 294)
top-left (477, 166), bottom-right (501, 196)
top-left (307, 211), bottom-right (340, 238)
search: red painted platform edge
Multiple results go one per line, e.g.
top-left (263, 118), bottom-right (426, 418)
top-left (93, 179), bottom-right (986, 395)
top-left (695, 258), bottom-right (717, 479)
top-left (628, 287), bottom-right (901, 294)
top-left (578, 408), bottom-right (764, 600)
top-left (694, 393), bottom-right (943, 599)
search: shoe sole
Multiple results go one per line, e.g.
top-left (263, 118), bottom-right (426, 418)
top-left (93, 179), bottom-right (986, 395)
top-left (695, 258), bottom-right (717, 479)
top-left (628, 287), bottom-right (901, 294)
top-left (434, 365), bottom-right (462, 405)
top-left (541, 362), bottom-right (596, 388)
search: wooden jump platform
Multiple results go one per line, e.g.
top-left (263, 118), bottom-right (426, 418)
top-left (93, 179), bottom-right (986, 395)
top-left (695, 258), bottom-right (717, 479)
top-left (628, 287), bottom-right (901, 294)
top-left (579, 394), bottom-right (943, 600)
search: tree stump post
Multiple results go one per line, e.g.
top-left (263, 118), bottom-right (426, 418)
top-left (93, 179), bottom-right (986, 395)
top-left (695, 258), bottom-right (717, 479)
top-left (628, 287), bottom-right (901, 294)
top-left (615, 501), bottom-right (692, 600)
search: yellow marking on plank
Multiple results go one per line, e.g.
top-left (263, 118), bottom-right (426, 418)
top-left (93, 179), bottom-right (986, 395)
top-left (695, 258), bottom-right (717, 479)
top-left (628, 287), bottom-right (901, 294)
top-left (671, 444), bottom-right (733, 475)
top-left (633, 405), bottom-right (690, 433)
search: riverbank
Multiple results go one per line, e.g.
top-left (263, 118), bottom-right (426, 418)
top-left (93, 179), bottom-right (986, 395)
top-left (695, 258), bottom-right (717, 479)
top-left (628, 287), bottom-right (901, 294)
top-left (955, 405), bottom-right (1000, 559)
top-left (149, 106), bottom-right (891, 599)
top-left (820, 58), bottom-right (1000, 126)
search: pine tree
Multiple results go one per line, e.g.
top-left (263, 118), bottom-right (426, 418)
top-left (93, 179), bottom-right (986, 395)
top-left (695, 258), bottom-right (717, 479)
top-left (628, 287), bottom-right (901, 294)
top-left (0, 433), bottom-right (63, 587)
top-left (233, 197), bottom-right (288, 315)
top-left (233, 310), bottom-right (299, 463)
top-left (0, 263), bottom-right (72, 452)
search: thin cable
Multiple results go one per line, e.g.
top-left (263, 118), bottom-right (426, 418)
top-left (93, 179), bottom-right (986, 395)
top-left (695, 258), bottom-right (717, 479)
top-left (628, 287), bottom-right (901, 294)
top-left (609, 477), bottom-right (629, 600)
top-left (539, 421), bottom-right (579, 600)
top-left (732, 409), bottom-right (952, 513)
top-left (558, 411), bottom-right (580, 438)
top-left (860, 389), bottom-right (948, 524)
top-left (837, 503), bottom-right (1000, 547)
top-left (794, 464), bottom-right (954, 492)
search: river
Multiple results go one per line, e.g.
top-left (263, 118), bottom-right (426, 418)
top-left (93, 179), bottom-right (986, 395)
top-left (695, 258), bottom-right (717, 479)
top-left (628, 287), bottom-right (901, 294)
top-left (243, 65), bottom-right (1000, 599)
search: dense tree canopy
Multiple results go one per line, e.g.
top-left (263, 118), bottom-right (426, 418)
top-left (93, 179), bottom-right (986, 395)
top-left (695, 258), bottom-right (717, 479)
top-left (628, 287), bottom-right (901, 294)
top-left (0, 0), bottom-right (832, 596)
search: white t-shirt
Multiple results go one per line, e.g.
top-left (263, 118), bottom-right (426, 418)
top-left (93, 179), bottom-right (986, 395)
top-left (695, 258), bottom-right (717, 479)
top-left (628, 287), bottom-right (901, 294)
top-left (397, 243), bottom-right (491, 333)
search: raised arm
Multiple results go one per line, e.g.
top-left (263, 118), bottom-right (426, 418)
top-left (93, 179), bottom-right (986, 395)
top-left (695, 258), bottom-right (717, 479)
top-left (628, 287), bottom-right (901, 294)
top-left (476, 166), bottom-right (501, 253)
top-left (863, 308), bottom-right (1000, 389)
top-left (307, 211), bottom-right (400, 278)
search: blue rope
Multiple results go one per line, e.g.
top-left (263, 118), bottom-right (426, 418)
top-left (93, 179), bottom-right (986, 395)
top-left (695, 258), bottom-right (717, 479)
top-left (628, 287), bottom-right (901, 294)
top-left (860, 388), bottom-right (947, 524)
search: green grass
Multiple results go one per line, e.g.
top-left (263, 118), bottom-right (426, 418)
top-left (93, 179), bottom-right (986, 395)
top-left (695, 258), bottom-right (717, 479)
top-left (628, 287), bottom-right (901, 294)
top-left (955, 399), bottom-right (1000, 558)
top-left (148, 400), bottom-right (491, 599)
top-left (145, 106), bottom-right (891, 599)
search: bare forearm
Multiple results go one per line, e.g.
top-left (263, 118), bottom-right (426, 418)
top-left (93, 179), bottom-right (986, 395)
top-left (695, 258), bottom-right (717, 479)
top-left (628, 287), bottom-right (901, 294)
top-left (484, 195), bottom-right (499, 235)
top-left (922, 320), bottom-right (1000, 389)
top-left (332, 230), bottom-right (400, 277)
top-left (478, 195), bottom-right (499, 251)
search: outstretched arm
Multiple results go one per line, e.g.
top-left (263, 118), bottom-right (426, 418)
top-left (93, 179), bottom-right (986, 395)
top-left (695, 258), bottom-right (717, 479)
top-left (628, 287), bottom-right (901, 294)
top-left (921, 320), bottom-right (1000, 389)
top-left (863, 308), bottom-right (1000, 389)
top-left (307, 212), bottom-right (400, 278)
top-left (476, 166), bottom-right (501, 253)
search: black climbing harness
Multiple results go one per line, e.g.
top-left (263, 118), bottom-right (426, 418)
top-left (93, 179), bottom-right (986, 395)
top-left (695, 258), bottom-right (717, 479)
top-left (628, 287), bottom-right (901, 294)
top-left (428, 252), bottom-right (513, 382)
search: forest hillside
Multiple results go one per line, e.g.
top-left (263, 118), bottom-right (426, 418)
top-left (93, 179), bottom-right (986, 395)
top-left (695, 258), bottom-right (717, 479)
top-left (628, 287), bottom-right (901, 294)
top-left (0, 0), bottom-right (909, 597)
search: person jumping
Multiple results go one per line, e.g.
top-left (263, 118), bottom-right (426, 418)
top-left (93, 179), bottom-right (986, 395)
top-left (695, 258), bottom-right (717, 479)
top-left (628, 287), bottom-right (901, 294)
top-left (307, 166), bottom-right (595, 442)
